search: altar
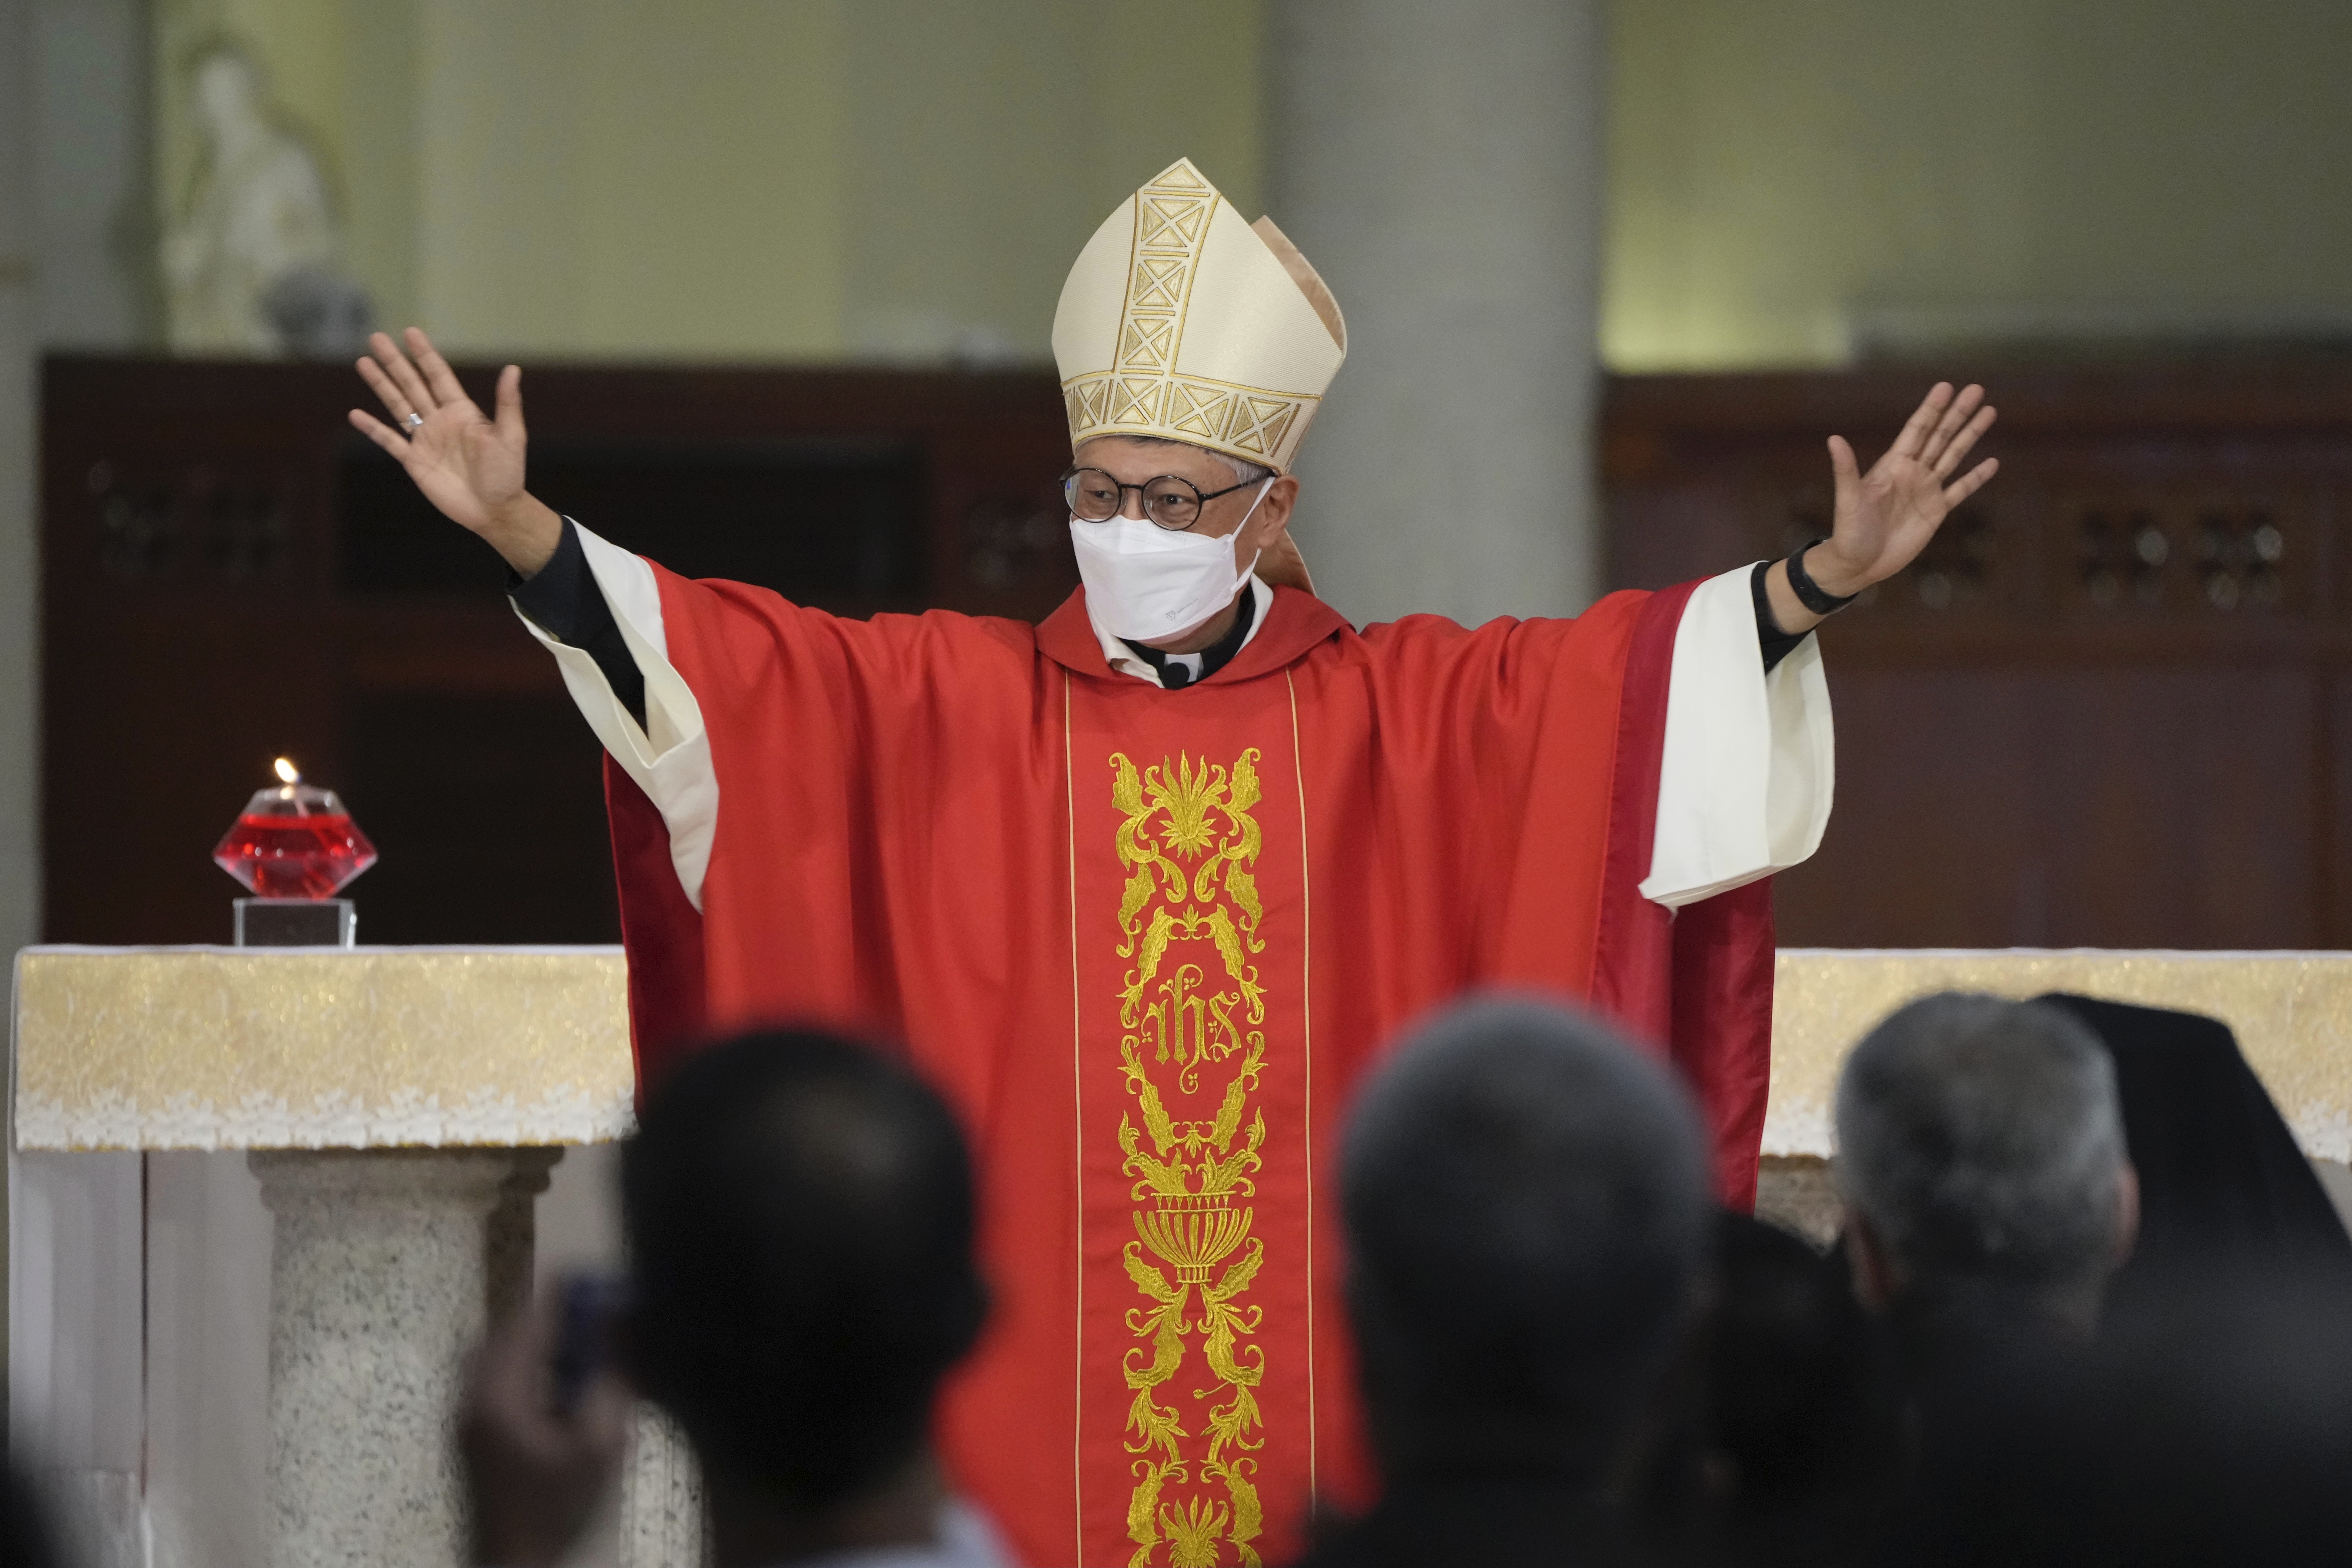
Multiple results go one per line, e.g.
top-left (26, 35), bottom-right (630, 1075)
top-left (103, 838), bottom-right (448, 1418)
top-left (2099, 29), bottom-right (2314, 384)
top-left (1757, 949), bottom-right (2352, 1242)
top-left (10, 946), bottom-right (635, 1568)
top-left (12, 946), bottom-right (2352, 1567)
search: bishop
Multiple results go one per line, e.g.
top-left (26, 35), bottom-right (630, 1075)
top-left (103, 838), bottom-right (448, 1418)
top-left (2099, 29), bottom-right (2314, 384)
top-left (351, 158), bottom-right (1995, 1568)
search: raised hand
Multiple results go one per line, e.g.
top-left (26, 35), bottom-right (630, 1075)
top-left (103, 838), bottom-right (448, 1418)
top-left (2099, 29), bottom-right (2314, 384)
top-left (1811, 382), bottom-right (1999, 598)
top-left (350, 327), bottom-right (562, 575)
top-left (457, 1286), bottom-right (630, 1568)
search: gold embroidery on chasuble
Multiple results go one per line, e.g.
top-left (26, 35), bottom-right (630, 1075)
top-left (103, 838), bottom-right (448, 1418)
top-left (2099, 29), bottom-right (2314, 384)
top-left (1112, 749), bottom-right (1273, 1568)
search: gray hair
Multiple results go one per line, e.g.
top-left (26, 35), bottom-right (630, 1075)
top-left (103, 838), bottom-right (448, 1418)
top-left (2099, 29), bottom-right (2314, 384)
top-left (1107, 434), bottom-right (1272, 487)
top-left (1342, 996), bottom-right (1710, 1476)
top-left (1835, 992), bottom-right (2127, 1303)
top-left (1213, 452), bottom-right (1273, 487)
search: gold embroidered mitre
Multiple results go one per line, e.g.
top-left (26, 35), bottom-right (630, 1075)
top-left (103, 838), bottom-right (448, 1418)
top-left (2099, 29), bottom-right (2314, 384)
top-left (1052, 158), bottom-right (1347, 474)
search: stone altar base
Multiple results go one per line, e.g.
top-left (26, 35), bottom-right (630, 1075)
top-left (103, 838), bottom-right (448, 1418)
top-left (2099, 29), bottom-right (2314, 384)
top-left (253, 1149), bottom-right (553, 1568)
top-left (12, 947), bottom-right (632, 1568)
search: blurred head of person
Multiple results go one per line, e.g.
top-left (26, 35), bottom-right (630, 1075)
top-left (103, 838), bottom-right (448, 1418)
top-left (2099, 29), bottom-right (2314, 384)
top-left (1834, 992), bottom-right (2137, 1334)
top-left (1696, 1214), bottom-right (1903, 1568)
top-left (1340, 996), bottom-right (1713, 1492)
top-left (1897, 1280), bottom-right (2352, 1568)
top-left (621, 1028), bottom-right (989, 1522)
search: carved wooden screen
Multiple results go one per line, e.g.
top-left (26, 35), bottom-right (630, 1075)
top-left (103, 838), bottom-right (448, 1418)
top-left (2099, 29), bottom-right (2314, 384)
top-left (1605, 364), bottom-right (2352, 949)
top-left (50, 359), bottom-right (2348, 951)
top-left (42, 358), bottom-right (1076, 945)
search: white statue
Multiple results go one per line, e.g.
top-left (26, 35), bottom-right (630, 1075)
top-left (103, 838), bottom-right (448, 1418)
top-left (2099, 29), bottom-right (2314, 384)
top-left (162, 44), bottom-right (372, 357)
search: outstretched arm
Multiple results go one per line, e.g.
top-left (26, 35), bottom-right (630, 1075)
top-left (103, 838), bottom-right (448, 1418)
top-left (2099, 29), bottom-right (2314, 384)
top-left (1763, 381), bottom-right (1999, 635)
top-left (349, 327), bottom-right (565, 576)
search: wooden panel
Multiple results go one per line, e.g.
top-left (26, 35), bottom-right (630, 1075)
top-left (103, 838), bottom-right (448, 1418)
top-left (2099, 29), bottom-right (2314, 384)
top-left (341, 692), bottom-right (618, 946)
top-left (54, 358), bottom-right (2352, 952)
top-left (1774, 664), bottom-right (2319, 948)
top-left (46, 606), bottom-right (343, 946)
top-left (42, 357), bottom-right (1075, 946)
top-left (1605, 364), bottom-right (2352, 950)
top-left (2329, 666), bottom-right (2352, 943)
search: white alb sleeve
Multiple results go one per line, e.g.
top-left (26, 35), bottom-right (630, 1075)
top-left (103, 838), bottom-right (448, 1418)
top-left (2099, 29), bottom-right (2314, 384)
top-left (510, 523), bottom-right (718, 910)
top-left (1638, 565), bottom-right (1835, 909)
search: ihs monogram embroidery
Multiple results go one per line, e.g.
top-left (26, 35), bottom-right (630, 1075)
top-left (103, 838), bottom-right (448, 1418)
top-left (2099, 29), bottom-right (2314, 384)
top-left (1111, 749), bottom-right (1272, 1567)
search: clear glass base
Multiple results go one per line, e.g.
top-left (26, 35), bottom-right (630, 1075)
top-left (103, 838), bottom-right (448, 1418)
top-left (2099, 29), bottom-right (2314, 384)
top-left (234, 898), bottom-right (356, 948)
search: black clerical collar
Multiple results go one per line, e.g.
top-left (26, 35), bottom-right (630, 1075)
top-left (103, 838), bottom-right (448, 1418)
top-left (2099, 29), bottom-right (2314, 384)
top-left (1120, 586), bottom-right (1260, 690)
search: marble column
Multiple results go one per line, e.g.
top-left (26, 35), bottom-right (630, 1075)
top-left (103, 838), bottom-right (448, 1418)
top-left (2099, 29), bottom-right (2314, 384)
top-left (250, 1149), bottom-right (523, 1568)
top-left (485, 1147), bottom-right (563, 1329)
top-left (1266, 0), bottom-right (1608, 625)
top-left (618, 1405), bottom-right (710, 1568)
top-left (8, 10), bottom-right (151, 1554)
top-left (0, 0), bottom-right (38, 972)
top-left (1, 12), bottom-right (130, 1565)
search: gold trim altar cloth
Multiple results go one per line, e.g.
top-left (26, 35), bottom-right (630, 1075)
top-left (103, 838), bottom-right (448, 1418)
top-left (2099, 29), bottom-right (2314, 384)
top-left (1767, 949), bottom-right (2352, 1162)
top-left (12, 946), bottom-right (634, 1150)
top-left (18, 946), bottom-right (2348, 1160)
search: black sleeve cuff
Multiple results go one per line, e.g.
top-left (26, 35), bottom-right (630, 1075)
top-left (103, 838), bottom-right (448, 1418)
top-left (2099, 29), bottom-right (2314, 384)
top-left (1752, 559), bottom-right (1811, 675)
top-left (510, 517), bottom-right (649, 730)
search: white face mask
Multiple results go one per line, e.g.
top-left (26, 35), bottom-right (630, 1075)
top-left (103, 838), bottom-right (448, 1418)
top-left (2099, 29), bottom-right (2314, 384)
top-left (1070, 478), bottom-right (1272, 643)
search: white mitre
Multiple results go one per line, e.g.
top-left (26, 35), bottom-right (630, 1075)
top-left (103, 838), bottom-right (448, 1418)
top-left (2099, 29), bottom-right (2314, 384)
top-left (1053, 158), bottom-right (1347, 475)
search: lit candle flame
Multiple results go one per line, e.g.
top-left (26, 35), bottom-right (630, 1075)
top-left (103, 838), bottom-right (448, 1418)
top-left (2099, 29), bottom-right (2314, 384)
top-left (273, 757), bottom-right (300, 785)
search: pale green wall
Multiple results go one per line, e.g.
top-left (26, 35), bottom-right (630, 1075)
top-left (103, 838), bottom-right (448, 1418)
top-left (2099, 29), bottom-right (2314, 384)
top-left (411, 0), bottom-right (853, 358)
top-left (157, 0), bottom-right (1261, 361)
top-left (1606, 0), bottom-right (2352, 370)
top-left (158, 0), bottom-right (2352, 371)
top-left (840, 0), bottom-right (1262, 362)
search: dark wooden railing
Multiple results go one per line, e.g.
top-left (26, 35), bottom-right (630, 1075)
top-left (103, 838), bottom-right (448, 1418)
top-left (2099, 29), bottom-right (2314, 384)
top-left (41, 357), bottom-right (1074, 945)
top-left (1605, 363), bottom-right (2352, 949)
top-left (47, 356), bottom-right (2349, 952)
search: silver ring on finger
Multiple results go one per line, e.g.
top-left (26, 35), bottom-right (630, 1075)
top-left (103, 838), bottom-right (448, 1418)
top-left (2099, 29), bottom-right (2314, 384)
top-left (402, 412), bottom-right (426, 433)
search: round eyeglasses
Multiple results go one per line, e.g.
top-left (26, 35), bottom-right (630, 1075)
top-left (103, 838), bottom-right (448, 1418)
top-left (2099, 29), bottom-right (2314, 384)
top-left (1061, 467), bottom-right (1262, 531)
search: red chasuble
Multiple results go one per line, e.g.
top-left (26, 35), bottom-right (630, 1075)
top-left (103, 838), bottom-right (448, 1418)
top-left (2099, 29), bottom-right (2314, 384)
top-left (604, 571), bottom-right (1775, 1568)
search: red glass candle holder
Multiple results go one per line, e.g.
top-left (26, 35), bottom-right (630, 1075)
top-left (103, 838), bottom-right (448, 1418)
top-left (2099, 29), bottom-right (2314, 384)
top-left (212, 763), bottom-right (377, 899)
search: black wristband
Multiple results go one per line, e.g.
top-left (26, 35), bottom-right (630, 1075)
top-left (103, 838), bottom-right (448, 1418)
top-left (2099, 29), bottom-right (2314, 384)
top-left (1787, 538), bottom-right (1859, 615)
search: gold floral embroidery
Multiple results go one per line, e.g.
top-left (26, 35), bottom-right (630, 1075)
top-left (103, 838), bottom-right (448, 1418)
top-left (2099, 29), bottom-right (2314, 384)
top-left (1111, 751), bottom-right (1270, 1567)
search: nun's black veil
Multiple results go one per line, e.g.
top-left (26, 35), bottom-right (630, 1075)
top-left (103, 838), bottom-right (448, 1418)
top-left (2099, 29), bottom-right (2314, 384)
top-left (2036, 993), bottom-right (2352, 1319)
top-left (1899, 998), bottom-right (2352, 1562)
